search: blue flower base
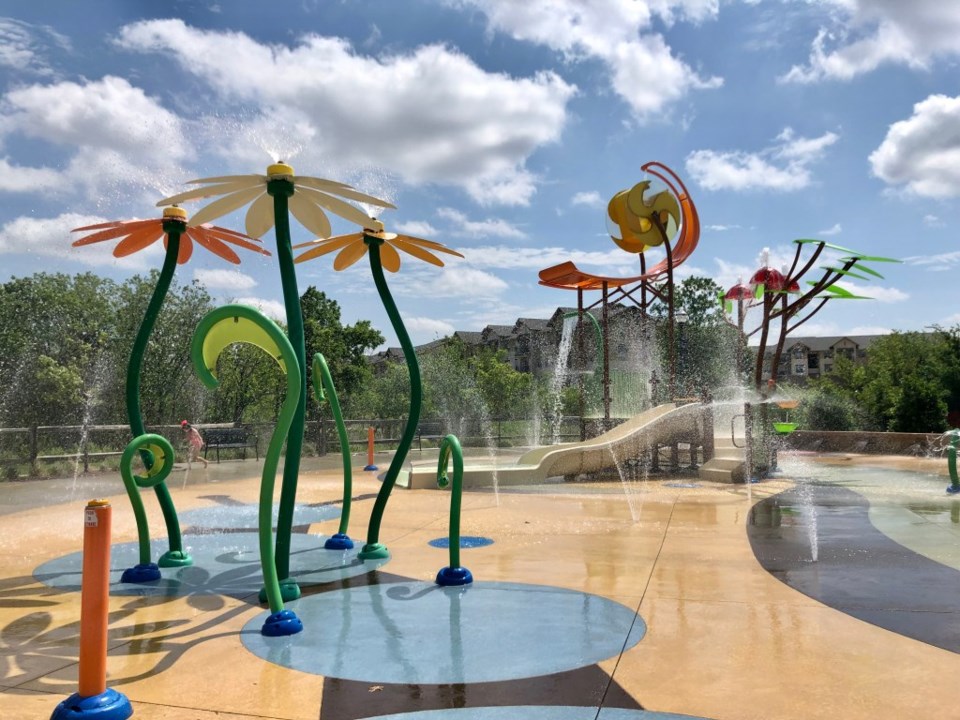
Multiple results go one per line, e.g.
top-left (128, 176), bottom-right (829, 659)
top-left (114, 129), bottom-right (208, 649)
top-left (435, 566), bottom-right (473, 586)
top-left (324, 533), bottom-right (355, 550)
top-left (262, 609), bottom-right (303, 636)
top-left (947, 485), bottom-right (960, 495)
top-left (50, 688), bottom-right (132, 719)
top-left (119, 563), bottom-right (161, 584)
top-left (363, 464), bottom-right (378, 471)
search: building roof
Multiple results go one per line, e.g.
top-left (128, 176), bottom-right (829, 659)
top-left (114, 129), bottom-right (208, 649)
top-left (781, 334), bottom-right (883, 353)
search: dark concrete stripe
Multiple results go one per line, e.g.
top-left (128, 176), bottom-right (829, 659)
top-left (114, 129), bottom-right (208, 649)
top-left (747, 484), bottom-right (960, 653)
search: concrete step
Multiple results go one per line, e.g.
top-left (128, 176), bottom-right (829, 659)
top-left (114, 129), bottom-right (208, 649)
top-left (699, 457), bottom-right (745, 484)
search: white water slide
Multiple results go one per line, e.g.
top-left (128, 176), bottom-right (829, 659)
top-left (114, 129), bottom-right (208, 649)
top-left (402, 402), bottom-right (707, 490)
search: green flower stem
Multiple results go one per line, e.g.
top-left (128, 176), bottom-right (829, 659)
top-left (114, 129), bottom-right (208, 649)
top-left (190, 305), bottom-right (301, 616)
top-left (437, 434), bottom-right (465, 569)
top-left (268, 181), bottom-right (306, 585)
top-left (312, 353), bottom-right (352, 536)
top-left (125, 223), bottom-right (184, 557)
top-left (360, 239), bottom-right (422, 558)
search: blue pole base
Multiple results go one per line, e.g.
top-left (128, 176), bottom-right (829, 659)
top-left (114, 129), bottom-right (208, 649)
top-left (324, 533), bottom-right (355, 550)
top-left (51, 688), bottom-right (132, 720)
top-left (947, 485), bottom-right (960, 495)
top-left (120, 563), bottom-right (161, 584)
top-left (436, 566), bottom-right (473, 586)
top-left (261, 609), bottom-right (303, 637)
top-left (358, 542), bottom-right (390, 560)
top-left (363, 464), bottom-right (378, 471)
top-left (157, 550), bottom-right (193, 568)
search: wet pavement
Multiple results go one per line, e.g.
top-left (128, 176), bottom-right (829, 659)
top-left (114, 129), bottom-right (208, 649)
top-left (1, 450), bottom-right (957, 719)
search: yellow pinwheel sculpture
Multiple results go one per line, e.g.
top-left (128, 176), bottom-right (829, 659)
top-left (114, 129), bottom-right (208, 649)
top-left (156, 162), bottom-right (396, 239)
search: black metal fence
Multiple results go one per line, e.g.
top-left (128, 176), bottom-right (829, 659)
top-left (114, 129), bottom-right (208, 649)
top-left (0, 416), bottom-right (589, 477)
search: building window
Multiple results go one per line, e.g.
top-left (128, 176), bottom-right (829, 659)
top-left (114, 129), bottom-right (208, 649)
top-left (808, 354), bottom-right (819, 369)
top-left (795, 364), bottom-right (805, 375)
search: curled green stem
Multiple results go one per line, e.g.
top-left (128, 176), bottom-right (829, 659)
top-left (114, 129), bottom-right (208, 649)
top-left (312, 353), bottom-right (352, 536)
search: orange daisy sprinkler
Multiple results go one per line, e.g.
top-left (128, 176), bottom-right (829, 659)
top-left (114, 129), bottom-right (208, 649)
top-left (71, 206), bottom-right (271, 264)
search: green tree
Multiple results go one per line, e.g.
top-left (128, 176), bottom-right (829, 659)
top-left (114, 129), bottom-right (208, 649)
top-left (300, 287), bottom-right (384, 418)
top-left (102, 272), bottom-right (214, 425)
top-left (0, 273), bottom-right (118, 427)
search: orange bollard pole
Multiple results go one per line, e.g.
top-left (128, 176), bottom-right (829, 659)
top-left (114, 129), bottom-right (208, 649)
top-left (52, 500), bottom-right (132, 719)
top-left (363, 426), bottom-right (378, 471)
top-left (78, 500), bottom-right (111, 697)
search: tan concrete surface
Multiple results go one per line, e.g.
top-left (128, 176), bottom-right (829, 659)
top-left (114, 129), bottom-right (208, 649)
top-left (0, 453), bottom-right (956, 719)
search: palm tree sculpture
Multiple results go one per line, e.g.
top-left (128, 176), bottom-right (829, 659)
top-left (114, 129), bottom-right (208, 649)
top-left (72, 206), bottom-right (270, 581)
top-left (158, 164), bottom-right (394, 598)
top-left (295, 219), bottom-right (463, 559)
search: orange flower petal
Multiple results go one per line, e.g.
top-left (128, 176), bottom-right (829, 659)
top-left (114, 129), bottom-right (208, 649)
top-left (113, 225), bottom-right (165, 257)
top-left (390, 237), bottom-right (445, 267)
top-left (379, 241), bottom-right (402, 272)
top-left (189, 228), bottom-right (241, 264)
top-left (72, 219), bottom-right (159, 246)
top-left (396, 235), bottom-right (463, 257)
top-left (200, 228), bottom-right (271, 256)
top-left (294, 234), bottom-right (362, 263)
top-left (333, 239), bottom-right (369, 271)
top-left (176, 236), bottom-right (194, 264)
top-left (72, 219), bottom-right (129, 232)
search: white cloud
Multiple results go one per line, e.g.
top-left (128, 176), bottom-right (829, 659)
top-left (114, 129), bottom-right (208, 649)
top-left (571, 191), bottom-right (604, 208)
top-left (394, 220), bottom-right (440, 238)
top-left (436, 207), bottom-right (526, 239)
top-left (869, 94), bottom-right (960, 198)
top-left (706, 224), bottom-right (742, 232)
top-left (834, 281), bottom-right (909, 303)
top-left (818, 223), bottom-right (842, 236)
top-left (395, 264), bottom-right (508, 299)
top-left (0, 213), bottom-right (159, 269)
top-left (0, 76), bottom-right (191, 204)
top-left (194, 268), bottom-right (257, 291)
top-left (233, 296), bottom-right (287, 322)
top-left (405, 316), bottom-right (456, 337)
top-left (450, 0), bottom-right (721, 119)
top-left (116, 19), bottom-right (575, 206)
top-left (905, 249), bottom-right (960, 270)
top-left (782, 1), bottom-right (960, 83)
top-left (0, 18), bottom-right (68, 76)
top-left (924, 214), bottom-right (944, 227)
top-left (686, 127), bottom-right (839, 191)
top-left (463, 244), bottom-right (631, 271)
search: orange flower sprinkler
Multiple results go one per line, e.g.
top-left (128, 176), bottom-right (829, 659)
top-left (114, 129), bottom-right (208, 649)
top-left (295, 219), bottom-right (462, 559)
top-left (71, 207), bottom-right (270, 581)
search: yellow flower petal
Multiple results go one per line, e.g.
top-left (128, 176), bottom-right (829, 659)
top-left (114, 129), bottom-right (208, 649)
top-left (290, 191), bottom-right (332, 239)
top-left (333, 239), bottom-right (369, 271)
top-left (188, 186), bottom-right (266, 227)
top-left (294, 234), bottom-right (362, 263)
top-left (379, 241), bottom-right (402, 272)
top-left (157, 178), bottom-right (261, 207)
top-left (390, 236), bottom-right (445, 267)
top-left (296, 186), bottom-right (372, 228)
top-left (245, 192), bottom-right (275, 239)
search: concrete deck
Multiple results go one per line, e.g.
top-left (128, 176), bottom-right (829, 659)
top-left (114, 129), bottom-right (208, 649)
top-left (1, 450), bottom-right (956, 719)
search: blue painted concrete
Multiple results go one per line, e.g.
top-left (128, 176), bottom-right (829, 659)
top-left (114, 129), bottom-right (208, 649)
top-left (34, 533), bottom-right (387, 597)
top-left (428, 536), bottom-right (494, 549)
top-left (242, 581), bottom-right (646, 684)
top-left (178, 502), bottom-right (340, 530)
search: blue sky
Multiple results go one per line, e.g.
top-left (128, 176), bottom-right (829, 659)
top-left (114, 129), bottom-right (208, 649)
top-left (1, 1), bottom-right (959, 348)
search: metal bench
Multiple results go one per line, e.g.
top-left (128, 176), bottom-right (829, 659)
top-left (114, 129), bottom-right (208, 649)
top-left (202, 427), bottom-right (259, 463)
top-left (416, 422), bottom-right (445, 450)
